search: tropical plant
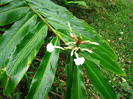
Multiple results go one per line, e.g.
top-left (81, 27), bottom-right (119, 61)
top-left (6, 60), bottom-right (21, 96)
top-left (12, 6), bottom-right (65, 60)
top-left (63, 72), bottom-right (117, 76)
top-left (0, 0), bottom-right (126, 98)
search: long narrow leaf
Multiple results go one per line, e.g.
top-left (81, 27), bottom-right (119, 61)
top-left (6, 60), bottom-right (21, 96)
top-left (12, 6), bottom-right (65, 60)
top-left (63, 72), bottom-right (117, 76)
top-left (71, 66), bottom-right (87, 99)
top-left (27, 37), bottom-right (60, 99)
top-left (0, 1), bottom-right (29, 26)
top-left (2, 22), bottom-right (48, 95)
top-left (65, 55), bottom-right (73, 99)
top-left (84, 60), bottom-right (117, 99)
top-left (0, 13), bottom-right (37, 68)
top-left (28, 0), bottom-right (117, 60)
top-left (81, 52), bottom-right (126, 76)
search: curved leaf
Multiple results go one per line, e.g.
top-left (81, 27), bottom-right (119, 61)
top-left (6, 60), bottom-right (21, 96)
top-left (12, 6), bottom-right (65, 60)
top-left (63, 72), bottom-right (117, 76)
top-left (71, 66), bottom-right (87, 99)
top-left (81, 52), bottom-right (126, 76)
top-left (65, 55), bottom-right (73, 99)
top-left (0, 0), bottom-right (125, 98)
top-left (0, 13), bottom-right (37, 68)
top-left (28, 0), bottom-right (117, 61)
top-left (0, 0), bottom-right (26, 13)
top-left (0, 7), bottom-right (29, 26)
top-left (2, 22), bottom-right (48, 95)
top-left (27, 37), bottom-right (60, 99)
top-left (84, 60), bottom-right (117, 99)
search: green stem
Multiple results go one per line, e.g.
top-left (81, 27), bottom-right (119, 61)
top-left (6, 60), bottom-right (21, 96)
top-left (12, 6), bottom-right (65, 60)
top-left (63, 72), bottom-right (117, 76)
top-left (27, 3), bottom-right (67, 44)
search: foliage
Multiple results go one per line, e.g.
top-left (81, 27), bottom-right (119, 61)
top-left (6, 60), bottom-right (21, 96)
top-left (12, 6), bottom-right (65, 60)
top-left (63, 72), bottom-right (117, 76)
top-left (0, 0), bottom-right (126, 98)
top-left (67, 0), bottom-right (133, 98)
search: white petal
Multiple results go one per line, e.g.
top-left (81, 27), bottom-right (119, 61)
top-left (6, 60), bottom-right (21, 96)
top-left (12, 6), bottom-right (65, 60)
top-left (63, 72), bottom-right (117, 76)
top-left (46, 43), bottom-right (55, 52)
top-left (74, 58), bottom-right (81, 65)
top-left (84, 49), bottom-right (93, 53)
top-left (74, 57), bottom-right (85, 66)
top-left (71, 49), bottom-right (74, 56)
top-left (79, 57), bottom-right (85, 65)
top-left (90, 42), bottom-right (99, 45)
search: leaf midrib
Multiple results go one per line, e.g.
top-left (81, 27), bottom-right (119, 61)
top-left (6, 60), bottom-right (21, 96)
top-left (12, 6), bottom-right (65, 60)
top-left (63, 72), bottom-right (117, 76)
top-left (0, 15), bottom-right (36, 52)
top-left (86, 64), bottom-right (112, 98)
top-left (32, 40), bottom-right (58, 98)
top-left (8, 26), bottom-right (45, 75)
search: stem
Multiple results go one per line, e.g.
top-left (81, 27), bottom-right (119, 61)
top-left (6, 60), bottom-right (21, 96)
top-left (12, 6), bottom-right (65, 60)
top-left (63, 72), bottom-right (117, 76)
top-left (27, 3), bottom-right (67, 44)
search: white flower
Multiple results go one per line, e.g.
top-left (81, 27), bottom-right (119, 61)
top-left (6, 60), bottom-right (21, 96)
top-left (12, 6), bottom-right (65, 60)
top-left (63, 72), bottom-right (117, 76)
top-left (74, 57), bottom-right (85, 66)
top-left (120, 32), bottom-right (124, 35)
top-left (46, 43), bottom-right (64, 52)
top-left (46, 43), bottom-right (55, 52)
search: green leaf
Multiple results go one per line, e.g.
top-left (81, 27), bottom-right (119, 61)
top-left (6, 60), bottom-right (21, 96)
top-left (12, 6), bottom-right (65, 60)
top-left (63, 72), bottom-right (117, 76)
top-left (0, 0), bottom-right (26, 12)
top-left (0, 0), bottom-right (126, 97)
top-left (81, 52), bottom-right (126, 76)
top-left (0, 13), bottom-right (37, 68)
top-left (28, 0), bottom-right (118, 61)
top-left (27, 37), bottom-right (60, 99)
top-left (71, 66), bottom-right (87, 99)
top-left (66, 1), bottom-right (88, 8)
top-left (0, 0), bottom-right (12, 5)
top-left (65, 55), bottom-right (73, 99)
top-left (0, 1), bottom-right (29, 26)
top-left (2, 22), bottom-right (48, 95)
top-left (84, 60), bottom-right (117, 99)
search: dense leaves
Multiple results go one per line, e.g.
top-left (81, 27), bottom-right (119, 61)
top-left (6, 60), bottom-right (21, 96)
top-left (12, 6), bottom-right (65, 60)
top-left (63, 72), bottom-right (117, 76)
top-left (0, 0), bottom-right (125, 98)
top-left (65, 56), bottom-right (87, 99)
top-left (2, 22), bottom-right (48, 95)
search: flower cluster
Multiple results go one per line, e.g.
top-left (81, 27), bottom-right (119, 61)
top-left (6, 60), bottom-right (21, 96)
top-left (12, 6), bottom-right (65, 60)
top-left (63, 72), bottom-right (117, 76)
top-left (46, 22), bottom-right (99, 66)
top-left (46, 41), bottom-right (99, 66)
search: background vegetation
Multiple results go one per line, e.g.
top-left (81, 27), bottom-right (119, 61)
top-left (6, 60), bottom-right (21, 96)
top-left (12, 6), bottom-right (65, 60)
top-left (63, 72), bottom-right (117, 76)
top-left (0, 0), bottom-right (132, 98)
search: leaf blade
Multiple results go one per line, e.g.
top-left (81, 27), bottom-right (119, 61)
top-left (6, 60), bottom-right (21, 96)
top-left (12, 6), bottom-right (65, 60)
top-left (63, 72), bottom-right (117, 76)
top-left (0, 0), bottom-right (29, 26)
top-left (27, 37), bottom-right (60, 99)
top-left (71, 66), bottom-right (87, 99)
top-left (0, 13), bottom-right (37, 68)
top-left (2, 22), bottom-right (48, 95)
top-left (81, 52), bottom-right (126, 76)
top-left (65, 55), bottom-right (73, 99)
top-left (84, 60), bottom-right (117, 99)
top-left (29, 0), bottom-right (118, 61)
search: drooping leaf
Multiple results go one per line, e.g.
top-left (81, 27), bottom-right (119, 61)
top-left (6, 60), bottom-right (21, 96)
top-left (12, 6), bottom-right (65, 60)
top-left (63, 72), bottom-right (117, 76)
top-left (84, 60), bottom-right (117, 99)
top-left (0, 0), bottom-right (126, 98)
top-left (28, 0), bottom-right (117, 61)
top-left (2, 22), bottom-right (48, 95)
top-left (27, 37), bottom-right (60, 99)
top-left (65, 55), bottom-right (73, 99)
top-left (81, 52), bottom-right (126, 76)
top-left (0, 12), bottom-right (37, 68)
top-left (0, 1), bottom-right (29, 26)
top-left (65, 55), bottom-right (87, 99)
top-left (71, 66), bottom-right (87, 99)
